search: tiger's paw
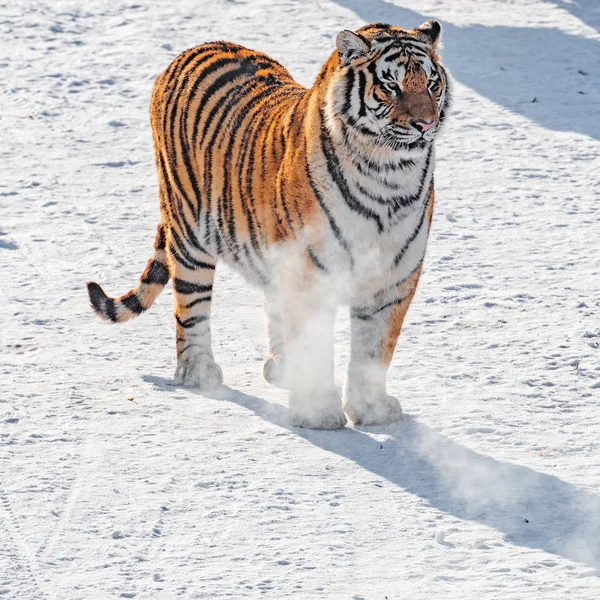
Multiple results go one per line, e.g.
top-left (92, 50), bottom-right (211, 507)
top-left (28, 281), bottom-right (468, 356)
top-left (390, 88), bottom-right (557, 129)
top-left (343, 392), bottom-right (402, 426)
top-left (174, 355), bottom-right (223, 390)
top-left (262, 354), bottom-right (288, 389)
top-left (289, 390), bottom-right (347, 430)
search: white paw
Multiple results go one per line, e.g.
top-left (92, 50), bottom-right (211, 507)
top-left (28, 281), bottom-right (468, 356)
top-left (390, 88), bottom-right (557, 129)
top-left (262, 354), bottom-right (288, 388)
top-left (344, 392), bottom-right (402, 426)
top-left (174, 355), bottom-right (223, 390)
top-left (289, 390), bottom-right (347, 430)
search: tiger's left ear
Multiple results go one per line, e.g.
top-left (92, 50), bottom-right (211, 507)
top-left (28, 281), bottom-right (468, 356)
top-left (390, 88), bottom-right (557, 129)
top-left (336, 30), bottom-right (370, 66)
top-left (415, 20), bottom-right (442, 50)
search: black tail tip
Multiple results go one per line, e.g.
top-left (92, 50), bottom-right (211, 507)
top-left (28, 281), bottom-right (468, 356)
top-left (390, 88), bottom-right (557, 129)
top-left (87, 281), bottom-right (114, 319)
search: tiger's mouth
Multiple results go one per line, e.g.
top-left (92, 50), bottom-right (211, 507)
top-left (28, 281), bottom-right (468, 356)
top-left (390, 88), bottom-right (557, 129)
top-left (377, 124), bottom-right (434, 149)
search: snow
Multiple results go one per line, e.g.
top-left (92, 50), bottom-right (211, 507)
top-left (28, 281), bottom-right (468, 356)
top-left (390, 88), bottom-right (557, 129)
top-left (1, 0), bottom-right (599, 597)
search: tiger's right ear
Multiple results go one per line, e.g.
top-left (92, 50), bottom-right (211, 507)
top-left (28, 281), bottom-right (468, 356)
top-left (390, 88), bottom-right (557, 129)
top-left (336, 30), bottom-right (370, 66)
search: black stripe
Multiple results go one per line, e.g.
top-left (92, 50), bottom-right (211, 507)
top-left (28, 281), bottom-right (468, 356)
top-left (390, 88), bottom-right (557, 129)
top-left (284, 92), bottom-right (303, 137)
top-left (176, 314), bottom-right (209, 328)
top-left (366, 61), bottom-right (379, 76)
top-left (121, 292), bottom-right (144, 314)
top-left (169, 242), bottom-right (196, 271)
top-left (179, 110), bottom-right (202, 222)
top-left (241, 103), bottom-right (270, 250)
top-left (372, 263), bottom-right (424, 302)
top-left (173, 279), bottom-right (213, 294)
top-left (371, 88), bottom-right (384, 105)
top-left (172, 195), bottom-right (211, 255)
top-left (351, 153), bottom-right (416, 178)
top-left (178, 342), bottom-right (205, 356)
top-left (260, 113), bottom-right (278, 183)
top-left (155, 224), bottom-right (166, 250)
top-left (183, 295), bottom-right (212, 309)
top-left (357, 70), bottom-right (367, 117)
top-left (344, 115), bottom-right (380, 137)
top-left (304, 139), bottom-right (353, 259)
top-left (351, 293), bottom-right (412, 321)
top-left (393, 200), bottom-right (428, 267)
top-left (369, 33), bottom-right (393, 43)
top-left (319, 113), bottom-right (384, 232)
top-left (380, 68), bottom-right (392, 81)
top-left (383, 51), bottom-right (405, 63)
top-left (170, 228), bottom-right (215, 269)
top-left (307, 248), bottom-right (327, 271)
top-left (168, 50), bottom-right (232, 125)
top-left (141, 260), bottom-right (170, 285)
top-left (277, 170), bottom-right (297, 238)
top-left (381, 36), bottom-right (429, 49)
top-left (342, 68), bottom-right (355, 115)
top-left (355, 182), bottom-right (391, 206)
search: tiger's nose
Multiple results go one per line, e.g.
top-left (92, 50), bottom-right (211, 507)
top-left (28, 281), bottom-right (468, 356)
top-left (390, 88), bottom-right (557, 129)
top-left (410, 119), bottom-right (436, 133)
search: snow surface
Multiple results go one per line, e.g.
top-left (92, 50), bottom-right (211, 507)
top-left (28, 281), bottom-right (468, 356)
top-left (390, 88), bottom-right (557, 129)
top-left (1, 0), bottom-right (600, 597)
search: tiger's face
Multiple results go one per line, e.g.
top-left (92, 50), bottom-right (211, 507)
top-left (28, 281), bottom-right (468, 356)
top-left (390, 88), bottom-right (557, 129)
top-left (328, 21), bottom-right (450, 152)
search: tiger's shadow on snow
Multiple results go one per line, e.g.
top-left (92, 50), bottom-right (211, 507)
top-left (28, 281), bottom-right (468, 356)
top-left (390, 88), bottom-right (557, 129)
top-left (145, 375), bottom-right (600, 571)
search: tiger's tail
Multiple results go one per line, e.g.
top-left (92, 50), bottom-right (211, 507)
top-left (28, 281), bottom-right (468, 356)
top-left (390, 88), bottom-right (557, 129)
top-left (87, 224), bottom-right (170, 323)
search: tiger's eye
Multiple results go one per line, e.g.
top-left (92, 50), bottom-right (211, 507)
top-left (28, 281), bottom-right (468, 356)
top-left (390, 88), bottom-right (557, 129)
top-left (384, 81), bottom-right (400, 95)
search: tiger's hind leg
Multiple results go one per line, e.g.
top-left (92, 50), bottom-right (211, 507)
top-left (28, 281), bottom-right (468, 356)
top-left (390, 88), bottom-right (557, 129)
top-left (262, 290), bottom-right (288, 388)
top-left (168, 234), bottom-right (223, 390)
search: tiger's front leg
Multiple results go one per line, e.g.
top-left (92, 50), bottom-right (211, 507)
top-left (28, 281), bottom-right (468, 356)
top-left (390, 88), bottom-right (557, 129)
top-left (344, 269), bottom-right (422, 426)
top-left (279, 258), bottom-right (346, 430)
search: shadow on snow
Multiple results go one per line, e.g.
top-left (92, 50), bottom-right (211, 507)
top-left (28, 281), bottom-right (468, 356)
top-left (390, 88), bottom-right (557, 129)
top-left (331, 0), bottom-right (600, 140)
top-left (544, 0), bottom-right (600, 34)
top-left (145, 374), bottom-right (600, 571)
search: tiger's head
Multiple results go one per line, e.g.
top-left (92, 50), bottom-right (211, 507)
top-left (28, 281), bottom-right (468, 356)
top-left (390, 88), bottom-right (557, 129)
top-left (325, 21), bottom-right (451, 153)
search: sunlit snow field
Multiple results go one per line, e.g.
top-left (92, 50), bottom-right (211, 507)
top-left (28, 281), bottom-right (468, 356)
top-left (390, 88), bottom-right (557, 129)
top-left (1, 0), bottom-right (600, 598)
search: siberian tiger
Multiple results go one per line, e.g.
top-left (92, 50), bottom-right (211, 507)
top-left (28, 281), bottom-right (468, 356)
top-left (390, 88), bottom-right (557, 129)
top-left (87, 21), bottom-right (451, 429)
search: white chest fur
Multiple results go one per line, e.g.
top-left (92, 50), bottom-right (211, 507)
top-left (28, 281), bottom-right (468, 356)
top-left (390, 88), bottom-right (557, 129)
top-left (320, 147), bottom-right (434, 303)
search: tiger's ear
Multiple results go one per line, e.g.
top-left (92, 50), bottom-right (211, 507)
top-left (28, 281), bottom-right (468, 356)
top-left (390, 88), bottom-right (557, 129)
top-left (336, 30), bottom-right (370, 66)
top-left (415, 20), bottom-right (442, 50)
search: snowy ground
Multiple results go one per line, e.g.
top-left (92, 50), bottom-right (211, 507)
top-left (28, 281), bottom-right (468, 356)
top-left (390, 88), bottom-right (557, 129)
top-left (1, 0), bottom-right (600, 597)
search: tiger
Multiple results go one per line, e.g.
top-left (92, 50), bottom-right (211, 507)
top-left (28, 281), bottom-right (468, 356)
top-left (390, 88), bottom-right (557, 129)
top-left (87, 20), bottom-right (451, 429)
